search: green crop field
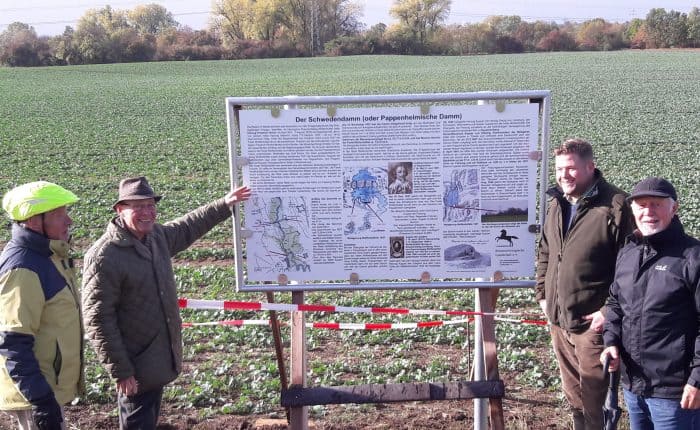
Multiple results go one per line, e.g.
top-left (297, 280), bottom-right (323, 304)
top-left (1, 51), bottom-right (699, 428)
top-left (2, 51), bottom-right (699, 242)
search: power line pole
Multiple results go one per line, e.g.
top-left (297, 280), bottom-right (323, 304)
top-left (310, 0), bottom-right (319, 56)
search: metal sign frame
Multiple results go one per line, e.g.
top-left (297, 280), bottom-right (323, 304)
top-left (226, 91), bottom-right (551, 292)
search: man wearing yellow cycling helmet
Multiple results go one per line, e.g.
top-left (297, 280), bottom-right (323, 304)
top-left (0, 181), bottom-right (83, 430)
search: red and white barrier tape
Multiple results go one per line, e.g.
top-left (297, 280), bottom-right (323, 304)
top-left (178, 298), bottom-right (538, 318)
top-left (182, 319), bottom-right (269, 328)
top-left (181, 316), bottom-right (547, 330)
top-left (495, 316), bottom-right (548, 326)
top-left (182, 318), bottom-right (472, 330)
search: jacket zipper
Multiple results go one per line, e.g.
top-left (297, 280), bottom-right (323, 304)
top-left (554, 196), bottom-right (585, 325)
top-left (633, 241), bottom-right (653, 394)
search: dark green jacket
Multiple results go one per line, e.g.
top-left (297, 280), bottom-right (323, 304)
top-left (535, 171), bottom-right (633, 333)
top-left (82, 199), bottom-right (232, 392)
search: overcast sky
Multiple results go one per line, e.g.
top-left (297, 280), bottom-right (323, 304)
top-left (1, 0), bottom-right (696, 36)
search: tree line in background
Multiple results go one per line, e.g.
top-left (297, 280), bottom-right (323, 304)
top-left (1, 1), bottom-right (699, 67)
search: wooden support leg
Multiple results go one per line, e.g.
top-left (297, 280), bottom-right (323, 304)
top-left (473, 285), bottom-right (488, 430)
top-left (289, 291), bottom-right (308, 430)
top-left (478, 287), bottom-right (504, 430)
top-left (266, 292), bottom-right (289, 422)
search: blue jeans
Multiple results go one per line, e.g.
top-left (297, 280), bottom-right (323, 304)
top-left (623, 389), bottom-right (700, 430)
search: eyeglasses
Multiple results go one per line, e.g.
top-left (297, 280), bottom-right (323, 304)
top-left (122, 202), bottom-right (157, 212)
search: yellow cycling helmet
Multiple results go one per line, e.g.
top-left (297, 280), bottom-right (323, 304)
top-left (2, 181), bottom-right (79, 221)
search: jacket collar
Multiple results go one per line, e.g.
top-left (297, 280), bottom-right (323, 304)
top-left (107, 218), bottom-right (153, 260)
top-left (10, 223), bottom-right (70, 258)
top-left (108, 217), bottom-right (142, 247)
top-left (629, 216), bottom-right (684, 249)
top-left (546, 169), bottom-right (604, 206)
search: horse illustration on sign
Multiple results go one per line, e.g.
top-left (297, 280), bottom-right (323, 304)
top-left (495, 229), bottom-right (518, 246)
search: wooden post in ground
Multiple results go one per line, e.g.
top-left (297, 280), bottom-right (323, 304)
top-left (473, 279), bottom-right (488, 430)
top-left (477, 272), bottom-right (504, 430)
top-left (289, 291), bottom-right (308, 429)
top-left (265, 291), bottom-right (289, 422)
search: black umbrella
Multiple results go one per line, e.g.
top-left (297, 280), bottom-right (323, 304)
top-left (603, 354), bottom-right (622, 430)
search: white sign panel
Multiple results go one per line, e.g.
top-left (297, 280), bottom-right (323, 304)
top-left (240, 103), bottom-right (539, 282)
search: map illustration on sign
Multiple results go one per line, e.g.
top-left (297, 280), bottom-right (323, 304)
top-left (343, 167), bottom-right (389, 236)
top-left (248, 195), bottom-right (312, 275)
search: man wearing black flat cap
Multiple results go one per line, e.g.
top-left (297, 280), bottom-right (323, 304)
top-left (602, 177), bottom-right (700, 429)
top-left (82, 177), bottom-right (251, 429)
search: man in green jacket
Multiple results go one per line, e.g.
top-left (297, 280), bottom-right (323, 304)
top-left (0, 181), bottom-right (83, 430)
top-left (535, 139), bottom-right (633, 429)
top-left (82, 176), bottom-right (251, 430)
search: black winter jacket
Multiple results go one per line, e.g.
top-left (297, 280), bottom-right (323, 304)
top-left (604, 218), bottom-right (700, 398)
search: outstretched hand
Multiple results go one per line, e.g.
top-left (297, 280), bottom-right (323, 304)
top-left (224, 186), bottom-right (252, 208)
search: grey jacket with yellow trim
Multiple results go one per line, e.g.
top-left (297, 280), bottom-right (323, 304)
top-left (81, 198), bottom-right (233, 392)
top-left (0, 224), bottom-right (84, 410)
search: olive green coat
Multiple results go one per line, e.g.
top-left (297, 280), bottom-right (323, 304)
top-left (82, 199), bottom-right (232, 391)
top-left (535, 173), bottom-right (633, 333)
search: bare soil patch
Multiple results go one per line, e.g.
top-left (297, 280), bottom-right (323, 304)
top-left (1, 369), bottom-right (569, 430)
